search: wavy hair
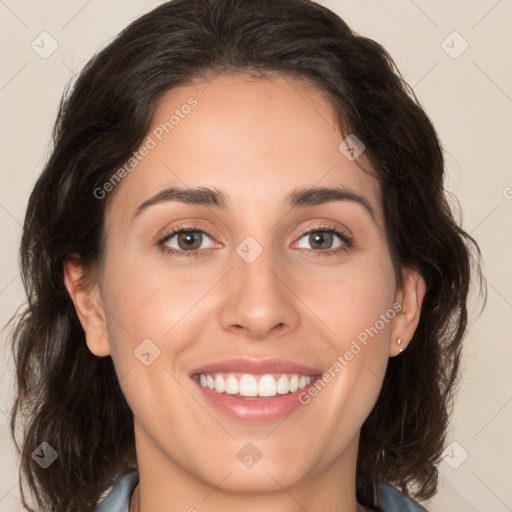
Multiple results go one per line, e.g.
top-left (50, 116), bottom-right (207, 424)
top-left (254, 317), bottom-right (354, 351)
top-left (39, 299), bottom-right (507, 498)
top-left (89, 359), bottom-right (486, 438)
top-left (8, 0), bottom-right (483, 510)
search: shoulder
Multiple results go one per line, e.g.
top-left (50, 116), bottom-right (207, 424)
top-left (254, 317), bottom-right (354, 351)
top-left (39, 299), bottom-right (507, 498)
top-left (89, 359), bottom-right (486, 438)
top-left (378, 483), bottom-right (428, 512)
top-left (94, 471), bottom-right (139, 512)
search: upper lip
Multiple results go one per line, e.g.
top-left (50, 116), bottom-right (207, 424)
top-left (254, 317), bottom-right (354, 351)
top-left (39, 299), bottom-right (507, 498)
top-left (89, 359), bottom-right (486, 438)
top-left (190, 358), bottom-right (322, 377)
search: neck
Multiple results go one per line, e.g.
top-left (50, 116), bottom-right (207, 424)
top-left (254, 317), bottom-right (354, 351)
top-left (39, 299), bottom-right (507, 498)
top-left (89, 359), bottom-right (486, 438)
top-left (131, 487), bottom-right (369, 512)
top-left (132, 423), bottom-right (368, 512)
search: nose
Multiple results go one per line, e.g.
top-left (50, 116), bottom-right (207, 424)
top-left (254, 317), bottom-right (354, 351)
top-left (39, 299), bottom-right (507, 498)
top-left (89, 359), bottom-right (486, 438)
top-left (219, 247), bottom-right (301, 340)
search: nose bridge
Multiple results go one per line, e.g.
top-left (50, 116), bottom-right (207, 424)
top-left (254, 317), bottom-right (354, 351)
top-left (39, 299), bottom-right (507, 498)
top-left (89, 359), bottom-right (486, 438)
top-left (219, 234), bottom-right (300, 338)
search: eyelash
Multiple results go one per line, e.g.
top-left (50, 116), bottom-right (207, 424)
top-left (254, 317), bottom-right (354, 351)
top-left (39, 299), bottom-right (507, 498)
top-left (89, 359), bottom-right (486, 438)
top-left (157, 223), bottom-right (352, 258)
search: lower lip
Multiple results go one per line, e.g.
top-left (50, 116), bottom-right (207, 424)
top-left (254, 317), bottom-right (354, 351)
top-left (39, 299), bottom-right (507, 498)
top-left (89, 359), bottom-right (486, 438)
top-left (193, 378), bottom-right (317, 424)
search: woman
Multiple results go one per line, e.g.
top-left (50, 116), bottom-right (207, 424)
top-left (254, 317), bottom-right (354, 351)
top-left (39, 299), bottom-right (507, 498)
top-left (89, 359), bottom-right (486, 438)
top-left (9, 0), bottom-right (482, 511)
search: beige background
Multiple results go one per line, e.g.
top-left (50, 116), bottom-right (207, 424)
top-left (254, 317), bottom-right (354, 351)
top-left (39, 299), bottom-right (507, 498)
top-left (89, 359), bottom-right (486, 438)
top-left (1, 1), bottom-right (511, 510)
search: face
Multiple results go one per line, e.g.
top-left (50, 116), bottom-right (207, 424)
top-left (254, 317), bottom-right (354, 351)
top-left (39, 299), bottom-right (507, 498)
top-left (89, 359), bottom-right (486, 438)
top-left (67, 73), bottom-right (424, 499)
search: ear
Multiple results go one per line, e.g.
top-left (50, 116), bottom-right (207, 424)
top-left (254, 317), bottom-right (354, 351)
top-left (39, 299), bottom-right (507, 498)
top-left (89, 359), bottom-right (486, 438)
top-left (63, 256), bottom-right (111, 357)
top-left (389, 267), bottom-right (426, 357)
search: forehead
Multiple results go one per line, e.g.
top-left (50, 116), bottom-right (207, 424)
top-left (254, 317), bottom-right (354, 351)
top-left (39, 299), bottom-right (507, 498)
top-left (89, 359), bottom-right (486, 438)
top-left (105, 73), bottom-right (382, 228)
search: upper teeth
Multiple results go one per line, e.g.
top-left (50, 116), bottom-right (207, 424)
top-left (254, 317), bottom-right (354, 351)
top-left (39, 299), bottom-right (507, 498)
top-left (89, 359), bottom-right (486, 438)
top-left (197, 373), bottom-right (314, 397)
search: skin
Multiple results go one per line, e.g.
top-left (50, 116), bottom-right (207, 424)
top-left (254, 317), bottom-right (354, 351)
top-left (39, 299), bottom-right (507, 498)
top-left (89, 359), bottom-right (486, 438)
top-left (64, 73), bottom-right (426, 512)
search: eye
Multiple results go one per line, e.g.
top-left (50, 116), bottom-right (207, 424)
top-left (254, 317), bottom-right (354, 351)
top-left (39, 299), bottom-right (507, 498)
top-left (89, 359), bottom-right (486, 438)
top-left (157, 225), bottom-right (216, 257)
top-left (293, 225), bottom-right (351, 255)
top-left (157, 224), bottom-right (352, 258)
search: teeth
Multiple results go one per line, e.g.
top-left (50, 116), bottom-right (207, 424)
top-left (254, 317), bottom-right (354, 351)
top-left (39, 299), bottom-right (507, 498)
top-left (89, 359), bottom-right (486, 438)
top-left (276, 374), bottom-right (290, 394)
top-left (197, 373), bottom-right (315, 397)
top-left (289, 374), bottom-right (299, 393)
top-left (214, 374), bottom-right (226, 393)
top-left (239, 374), bottom-right (258, 396)
top-left (225, 375), bottom-right (239, 394)
top-left (258, 375), bottom-right (277, 397)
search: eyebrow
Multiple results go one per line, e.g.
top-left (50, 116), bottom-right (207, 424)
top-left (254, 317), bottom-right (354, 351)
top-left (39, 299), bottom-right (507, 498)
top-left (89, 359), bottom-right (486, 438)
top-left (133, 185), bottom-right (376, 220)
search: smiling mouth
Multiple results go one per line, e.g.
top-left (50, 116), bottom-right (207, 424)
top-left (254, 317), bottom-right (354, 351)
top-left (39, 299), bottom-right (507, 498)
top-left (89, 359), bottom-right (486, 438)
top-left (192, 372), bottom-right (316, 398)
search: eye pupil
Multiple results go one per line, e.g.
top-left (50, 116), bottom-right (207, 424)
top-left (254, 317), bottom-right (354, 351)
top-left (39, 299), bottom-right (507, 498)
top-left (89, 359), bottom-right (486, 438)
top-left (310, 232), bottom-right (333, 250)
top-left (178, 231), bottom-right (202, 250)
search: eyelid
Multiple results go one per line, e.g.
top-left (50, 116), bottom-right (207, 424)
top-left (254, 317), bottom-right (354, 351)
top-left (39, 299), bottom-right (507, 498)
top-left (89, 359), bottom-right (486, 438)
top-left (295, 223), bottom-right (351, 242)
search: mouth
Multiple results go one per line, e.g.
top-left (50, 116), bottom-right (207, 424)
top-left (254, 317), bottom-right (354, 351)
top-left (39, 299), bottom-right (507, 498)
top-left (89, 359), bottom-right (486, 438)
top-left (190, 358), bottom-right (322, 423)
top-left (192, 372), bottom-right (315, 398)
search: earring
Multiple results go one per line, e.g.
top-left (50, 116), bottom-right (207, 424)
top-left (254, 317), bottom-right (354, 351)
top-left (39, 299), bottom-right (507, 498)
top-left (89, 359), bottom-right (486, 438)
top-left (397, 337), bottom-right (403, 353)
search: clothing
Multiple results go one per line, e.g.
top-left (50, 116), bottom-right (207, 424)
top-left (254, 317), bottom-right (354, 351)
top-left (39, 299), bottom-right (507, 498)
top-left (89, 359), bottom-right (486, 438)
top-left (94, 471), bottom-right (427, 512)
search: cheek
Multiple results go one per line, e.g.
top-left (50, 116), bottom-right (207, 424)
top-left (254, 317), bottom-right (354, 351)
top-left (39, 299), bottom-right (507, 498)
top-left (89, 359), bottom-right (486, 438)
top-left (298, 254), bottom-right (396, 345)
top-left (298, 252), bottom-right (396, 407)
top-left (98, 258), bottom-right (199, 420)
top-left (101, 251), bottom-right (208, 345)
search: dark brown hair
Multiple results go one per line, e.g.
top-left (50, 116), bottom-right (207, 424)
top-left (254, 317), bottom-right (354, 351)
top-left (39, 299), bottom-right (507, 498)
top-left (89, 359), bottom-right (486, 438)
top-left (9, 0), bottom-right (483, 510)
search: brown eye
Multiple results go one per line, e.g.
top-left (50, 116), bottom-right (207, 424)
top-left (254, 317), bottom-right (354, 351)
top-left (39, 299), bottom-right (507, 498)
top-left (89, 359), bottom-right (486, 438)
top-left (307, 232), bottom-right (335, 250)
top-left (295, 229), bottom-right (348, 252)
top-left (175, 231), bottom-right (203, 251)
top-left (160, 228), bottom-right (214, 254)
